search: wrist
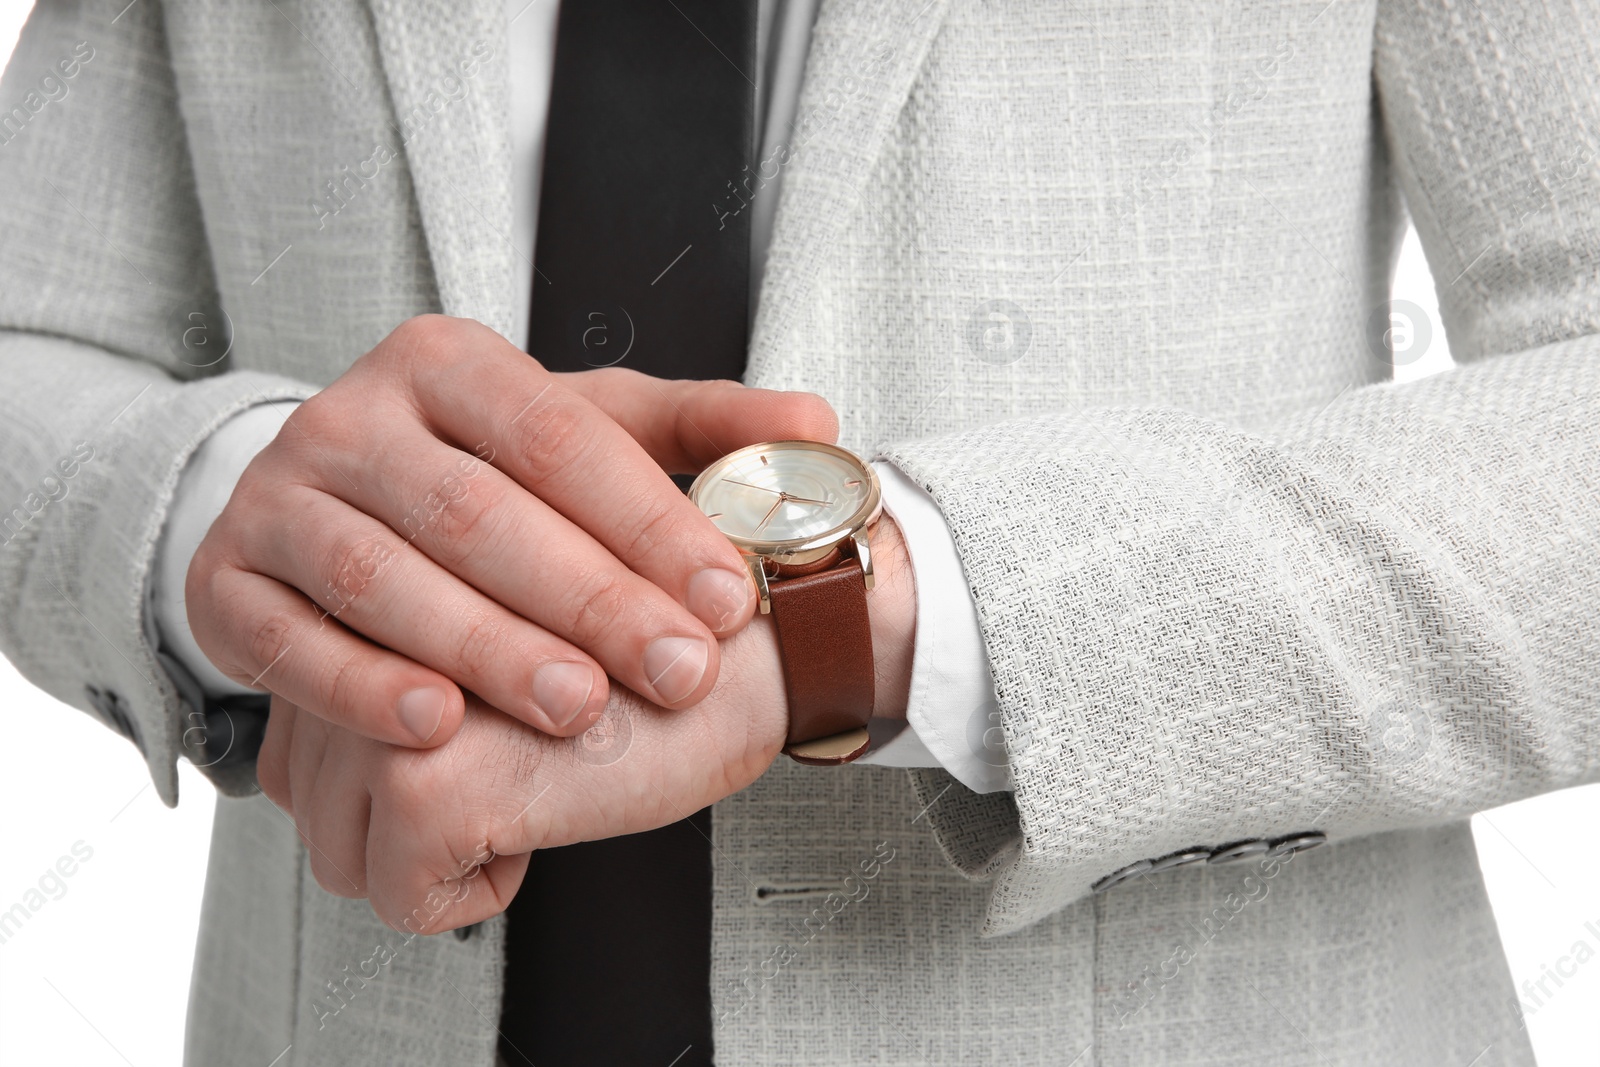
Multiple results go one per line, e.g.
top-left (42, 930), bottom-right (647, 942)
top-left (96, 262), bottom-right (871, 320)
top-left (727, 608), bottom-right (791, 765)
top-left (721, 509), bottom-right (916, 762)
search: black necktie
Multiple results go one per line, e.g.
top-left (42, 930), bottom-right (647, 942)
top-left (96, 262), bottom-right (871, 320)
top-left (500, 3), bottom-right (756, 1066)
top-left (526, 0), bottom-right (754, 381)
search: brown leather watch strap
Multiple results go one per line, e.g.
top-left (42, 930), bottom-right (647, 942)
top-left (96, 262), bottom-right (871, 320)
top-left (766, 554), bottom-right (875, 766)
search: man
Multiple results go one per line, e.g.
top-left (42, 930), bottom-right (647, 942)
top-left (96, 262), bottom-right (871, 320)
top-left (0, 0), bottom-right (1596, 1065)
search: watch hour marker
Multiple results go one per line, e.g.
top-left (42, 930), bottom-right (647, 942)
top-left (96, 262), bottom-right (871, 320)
top-left (706, 512), bottom-right (723, 519)
top-left (759, 454), bottom-right (769, 465)
top-left (844, 479), bottom-right (861, 487)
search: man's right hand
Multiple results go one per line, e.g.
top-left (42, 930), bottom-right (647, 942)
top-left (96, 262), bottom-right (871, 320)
top-left (184, 314), bottom-right (838, 747)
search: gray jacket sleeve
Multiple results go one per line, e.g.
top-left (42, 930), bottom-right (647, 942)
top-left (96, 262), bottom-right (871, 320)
top-left (0, 2), bottom-right (316, 807)
top-left (881, 0), bottom-right (1600, 935)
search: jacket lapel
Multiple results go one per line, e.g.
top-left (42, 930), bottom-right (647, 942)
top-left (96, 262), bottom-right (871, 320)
top-left (368, 0), bottom-right (517, 341)
top-left (749, 0), bottom-right (951, 375)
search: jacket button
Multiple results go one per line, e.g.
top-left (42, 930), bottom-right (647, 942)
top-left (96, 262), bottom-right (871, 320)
top-left (1208, 839), bottom-right (1271, 865)
top-left (1148, 847), bottom-right (1212, 875)
top-left (1091, 859), bottom-right (1153, 894)
top-left (1266, 832), bottom-right (1327, 858)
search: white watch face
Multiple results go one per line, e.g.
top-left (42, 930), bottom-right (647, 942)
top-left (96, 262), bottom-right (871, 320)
top-left (691, 442), bottom-right (878, 548)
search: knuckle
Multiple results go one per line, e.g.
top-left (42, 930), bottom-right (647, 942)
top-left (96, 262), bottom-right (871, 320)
top-left (279, 393), bottom-right (364, 468)
top-left (203, 579), bottom-right (278, 687)
top-left (415, 470), bottom-right (506, 567)
top-left (448, 610), bottom-right (508, 679)
top-left (389, 313), bottom-right (460, 358)
top-left (282, 391), bottom-right (338, 444)
top-left (215, 465), bottom-right (271, 526)
top-left (404, 317), bottom-right (507, 402)
top-left (506, 386), bottom-right (592, 486)
top-left (318, 648), bottom-right (367, 727)
top-left (184, 550), bottom-right (224, 630)
top-left (561, 573), bottom-right (628, 646)
top-left (370, 856), bottom-right (469, 935)
top-left (389, 314), bottom-right (501, 376)
top-left (247, 609), bottom-right (298, 682)
top-left (618, 497), bottom-right (684, 565)
top-left (317, 528), bottom-right (398, 617)
top-left (188, 528), bottom-right (227, 585)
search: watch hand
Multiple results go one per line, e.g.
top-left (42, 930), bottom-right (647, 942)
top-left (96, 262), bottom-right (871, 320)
top-left (723, 479), bottom-right (831, 507)
top-left (753, 497), bottom-right (785, 534)
top-left (724, 478), bottom-right (782, 496)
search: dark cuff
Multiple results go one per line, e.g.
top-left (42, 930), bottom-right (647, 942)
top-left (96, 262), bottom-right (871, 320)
top-left (157, 648), bottom-right (270, 798)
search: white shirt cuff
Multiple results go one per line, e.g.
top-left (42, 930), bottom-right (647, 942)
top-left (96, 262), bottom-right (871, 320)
top-left (152, 401), bottom-right (302, 698)
top-left (854, 461), bottom-right (1012, 792)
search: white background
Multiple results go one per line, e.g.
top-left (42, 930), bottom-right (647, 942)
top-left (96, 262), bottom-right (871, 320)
top-left (1, 3), bottom-right (1597, 1065)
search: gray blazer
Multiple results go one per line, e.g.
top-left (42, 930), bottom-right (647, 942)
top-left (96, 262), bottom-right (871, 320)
top-left (1, 0), bottom-right (1595, 1063)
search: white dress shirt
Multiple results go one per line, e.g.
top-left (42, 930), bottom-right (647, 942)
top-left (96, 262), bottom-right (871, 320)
top-left (149, 0), bottom-right (1011, 793)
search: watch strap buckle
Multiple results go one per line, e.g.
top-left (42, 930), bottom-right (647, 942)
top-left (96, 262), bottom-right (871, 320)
top-left (783, 726), bottom-right (871, 766)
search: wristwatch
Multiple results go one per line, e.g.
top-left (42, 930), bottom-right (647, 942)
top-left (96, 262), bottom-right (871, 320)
top-left (688, 441), bottom-right (882, 766)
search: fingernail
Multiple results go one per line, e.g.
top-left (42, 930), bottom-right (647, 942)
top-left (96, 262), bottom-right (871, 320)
top-left (643, 636), bottom-right (709, 704)
top-left (398, 686), bottom-right (448, 742)
top-left (532, 661), bottom-right (595, 728)
top-left (687, 568), bottom-right (752, 633)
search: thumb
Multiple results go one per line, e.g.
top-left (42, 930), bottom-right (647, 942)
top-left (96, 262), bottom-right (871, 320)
top-left (554, 367), bottom-right (839, 474)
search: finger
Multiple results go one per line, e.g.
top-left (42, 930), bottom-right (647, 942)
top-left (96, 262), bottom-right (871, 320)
top-left (555, 368), bottom-right (840, 474)
top-left (362, 665), bottom-right (778, 932)
top-left (257, 696), bottom-right (298, 815)
top-left (363, 693), bottom-right (651, 932)
top-left (372, 848), bottom-right (532, 936)
top-left (366, 767), bottom-right (533, 935)
top-left (395, 317), bottom-right (759, 636)
top-left (245, 485), bottom-right (727, 727)
top-left (364, 700), bottom-right (552, 931)
top-left (289, 715), bottom-right (369, 901)
top-left (190, 564), bottom-right (469, 746)
top-left (300, 433), bottom-right (731, 711)
top-left (471, 850), bottom-right (533, 927)
top-left (304, 741), bottom-right (372, 898)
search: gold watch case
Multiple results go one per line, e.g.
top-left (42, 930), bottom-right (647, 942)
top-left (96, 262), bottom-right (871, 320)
top-left (687, 440), bottom-right (882, 614)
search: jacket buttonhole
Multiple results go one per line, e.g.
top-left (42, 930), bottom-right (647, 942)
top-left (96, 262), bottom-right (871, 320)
top-left (752, 883), bottom-right (837, 904)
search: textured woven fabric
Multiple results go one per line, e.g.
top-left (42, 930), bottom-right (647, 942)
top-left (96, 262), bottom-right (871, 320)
top-left (1, 0), bottom-right (1595, 1063)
